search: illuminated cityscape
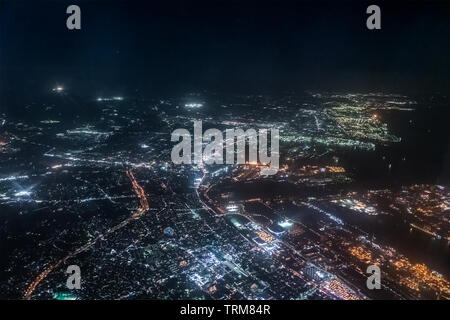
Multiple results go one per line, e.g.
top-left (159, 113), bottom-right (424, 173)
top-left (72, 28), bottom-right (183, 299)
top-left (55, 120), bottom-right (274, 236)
top-left (0, 91), bottom-right (449, 300)
top-left (0, 0), bottom-right (449, 303)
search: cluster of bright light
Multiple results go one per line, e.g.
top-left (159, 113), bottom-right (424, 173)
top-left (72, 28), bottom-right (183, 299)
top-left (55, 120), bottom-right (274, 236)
top-left (315, 271), bottom-right (325, 279)
top-left (211, 167), bottom-right (228, 177)
top-left (51, 163), bottom-right (73, 170)
top-left (14, 190), bottom-right (31, 197)
top-left (40, 120), bottom-right (60, 124)
top-left (65, 126), bottom-right (112, 137)
top-left (190, 273), bottom-right (207, 287)
top-left (96, 97), bottom-right (123, 102)
top-left (255, 230), bottom-right (275, 243)
top-left (305, 203), bottom-right (344, 225)
top-left (194, 177), bottom-right (202, 187)
top-left (226, 205), bottom-right (239, 212)
top-left (185, 103), bottom-right (203, 108)
top-left (333, 198), bottom-right (377, 215)
top-left (0, 175), bottom-right (28, 182)
top-left (278, 220), bottom-right (293, 228)
top-left (52, 87), bottom-right (64, 92)
top-left (326, 279), bottom-right (360, 300)
top-left (0, 193), bottom-right (10, 200)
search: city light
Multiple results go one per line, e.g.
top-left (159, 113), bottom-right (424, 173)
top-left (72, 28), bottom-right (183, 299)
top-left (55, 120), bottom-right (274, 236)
top-left (52, 86), bottom-right (64, 92)
top-left (185, 103), bottom-right (203, 108)
top-left (14, 190), bottom-right (32, 197)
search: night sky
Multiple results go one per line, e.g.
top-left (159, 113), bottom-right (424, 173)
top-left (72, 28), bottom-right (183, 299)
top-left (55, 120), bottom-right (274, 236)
top-left (1, 0), bottom-right (449, 96)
